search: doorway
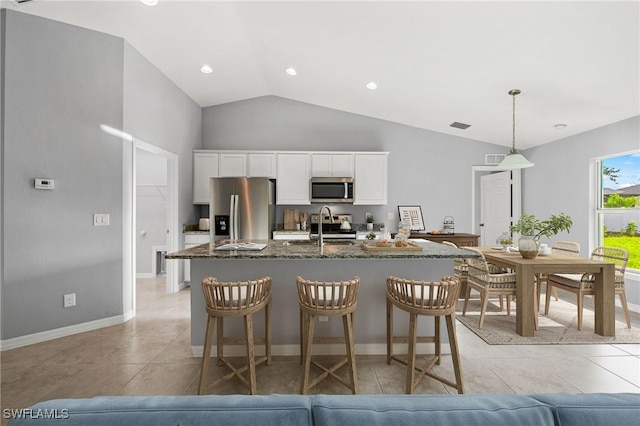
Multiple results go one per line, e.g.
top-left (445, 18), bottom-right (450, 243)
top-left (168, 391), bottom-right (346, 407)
top-left (123, 137), bottom-right (180, 320)
top-left (471, 167), bottom-right (521, 246)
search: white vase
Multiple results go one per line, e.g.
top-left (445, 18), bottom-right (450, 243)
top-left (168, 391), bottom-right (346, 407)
top-left (518, 235), bottom-right (540, 259)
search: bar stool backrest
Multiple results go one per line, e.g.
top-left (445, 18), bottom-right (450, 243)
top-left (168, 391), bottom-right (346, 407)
top-left (296, 276), bottom-right (359, 315)
top-left (202, 276), bottom-right (271, 316)
top-left (386, 275), bottom-right (460, 316)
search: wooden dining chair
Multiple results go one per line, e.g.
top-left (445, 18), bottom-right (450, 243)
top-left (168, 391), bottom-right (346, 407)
top-left (545, 246), bottom-right (629, 330)
top-left (536, 241), bottom-right (581, 311)
top-left (463, 248), bottom-right (518, 328)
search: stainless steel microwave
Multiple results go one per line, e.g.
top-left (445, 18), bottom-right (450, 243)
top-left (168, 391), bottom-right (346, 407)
top-left (310, 177), bottom-right (354, 203)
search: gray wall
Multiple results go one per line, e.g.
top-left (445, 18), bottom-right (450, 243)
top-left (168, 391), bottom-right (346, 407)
top-left (1, 10), bottom-right (202, 342)
top-left (202, 95), bottom-right (502, 231)
top-left (523, 116), bottom-right (640, 309)
top-left (1, 10), bottom-right (124, 339)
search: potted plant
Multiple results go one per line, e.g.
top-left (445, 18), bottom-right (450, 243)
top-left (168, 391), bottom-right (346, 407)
top-left (366, 214), bottom-right (374, 230)
top-left (509, 213), bottom-right (573, 258)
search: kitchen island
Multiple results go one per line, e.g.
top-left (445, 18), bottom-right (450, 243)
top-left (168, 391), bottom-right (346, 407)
top-left (166, 239), bottom-right (479, 356)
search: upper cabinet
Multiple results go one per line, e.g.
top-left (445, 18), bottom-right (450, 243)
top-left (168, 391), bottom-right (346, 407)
top-left (311, 153), bottom-right (354, 177)
top-left (354, 153), bottom-right (388, 205)
top-left (219, 153), bottom-right (247, 177)
top-left (193, 150), bottom-right (387, 205)
top-left (248, 153), bottom-right (277, 178)
top-left (276, 153), bottom-right (311, 205)
top-left (193, 152), bottom-right (219, 204)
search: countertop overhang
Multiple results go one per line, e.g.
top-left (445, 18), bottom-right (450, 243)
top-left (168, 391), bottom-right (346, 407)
top-left (166, 239), bottom-right (480, 260)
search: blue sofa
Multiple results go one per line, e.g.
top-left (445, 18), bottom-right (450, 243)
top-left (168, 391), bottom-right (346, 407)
top-left (7, 393), bottom-right (640, 426)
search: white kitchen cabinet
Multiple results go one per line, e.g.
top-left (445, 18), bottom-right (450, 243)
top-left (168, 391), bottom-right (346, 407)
top-left (219, 153), bottom-right (247, 177)
top-left (248, 153), bottom-right (277, 178)
top-left (354, 153), bottom-right (388, 205)
top-left (277, 153), bottom-right (311, 205)
top-left (193, 152), bottom-right (219, 204)
top-left (183, 233), bottom-right (210, 283)
top-left (311, 153), bottom-right (354, 177)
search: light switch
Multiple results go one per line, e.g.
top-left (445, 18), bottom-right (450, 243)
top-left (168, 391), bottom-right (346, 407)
top-left (93, 213), bottom-right (110, 226)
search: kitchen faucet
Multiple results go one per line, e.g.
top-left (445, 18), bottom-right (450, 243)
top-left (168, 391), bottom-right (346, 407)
top-left (318, 205), bottom-right (334, 253)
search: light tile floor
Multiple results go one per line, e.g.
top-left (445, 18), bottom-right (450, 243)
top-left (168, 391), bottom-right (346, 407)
top-left (2, 277), bottom-right (639, 424)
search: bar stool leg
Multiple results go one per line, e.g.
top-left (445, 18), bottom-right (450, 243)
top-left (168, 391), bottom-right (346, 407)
top-left (199, 315), bottom-right (216, 395)
top-left (435, 316), bottom-right (441, 365)
top-left (386, 297), bottom-right (393, 365)
top-left (265, 299), bottom-right (272, 365)
top-left (216, 318), bottom-right (224, 366)
top-left (244, 314), bottom-right (257, 395)
top-left (301, 314), bottom-right (316, 395)
top-left (299, 308), bottom-right (305, 366)
top-left (445, 314), bottom-right (464, 394)
top-left (406, 312), bottom-right (418, 394)
top-left (343, 311), bottom-right (358, 394)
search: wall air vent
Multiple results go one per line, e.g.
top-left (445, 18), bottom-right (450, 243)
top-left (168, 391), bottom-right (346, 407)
top-left (485, 154), bottom-right (507, 165)
top-left (450, 121), bottom-right (471, 130)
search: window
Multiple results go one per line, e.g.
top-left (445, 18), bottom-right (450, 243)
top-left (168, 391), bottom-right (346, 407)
top-left (595, 151), bottom-right (640, 271)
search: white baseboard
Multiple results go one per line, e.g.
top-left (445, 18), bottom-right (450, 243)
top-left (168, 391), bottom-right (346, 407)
top-left (136, 272), bottom-right (154, 279)
top-left (190, 342), bottom-right (451, 358)
top-left (0, 315), bottom-right (126, 351)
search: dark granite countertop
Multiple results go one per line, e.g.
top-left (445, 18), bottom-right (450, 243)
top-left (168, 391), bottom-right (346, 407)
top-left (165, 239), bottom-right (480, 260)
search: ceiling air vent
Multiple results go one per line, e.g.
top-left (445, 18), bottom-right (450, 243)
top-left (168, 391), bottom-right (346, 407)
top-left (450, 121), bottom-right (471, 130)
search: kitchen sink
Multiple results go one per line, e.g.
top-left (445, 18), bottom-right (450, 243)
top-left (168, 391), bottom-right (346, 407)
top-left (283, 240), bottom-right (317, 246)
top-left (283, 240), bottom-right (356, 246)
top-left (324, 240), bottom-right (357, 245)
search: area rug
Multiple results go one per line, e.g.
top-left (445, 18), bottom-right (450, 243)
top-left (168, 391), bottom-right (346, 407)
top-left (456, 296), bottom-right (640, 345)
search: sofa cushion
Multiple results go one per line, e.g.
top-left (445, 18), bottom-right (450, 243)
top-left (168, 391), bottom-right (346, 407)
top-left (7, 395), bottom-right (312, 426)
top-left (531, 393), bottom-right (640, 426)
top-left (312, 394), bottom-right (555, 426)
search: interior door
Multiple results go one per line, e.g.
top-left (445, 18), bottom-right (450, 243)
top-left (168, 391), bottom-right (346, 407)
top-left (480, 171), bottom-right (512, 246)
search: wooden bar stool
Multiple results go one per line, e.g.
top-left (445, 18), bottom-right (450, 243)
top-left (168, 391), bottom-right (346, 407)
top-left (386, 275), bottom-right (464, 394)
top-left (198, 276), bottom-right (272, 395)
top-left (296, 275), bottom-right (360, 395)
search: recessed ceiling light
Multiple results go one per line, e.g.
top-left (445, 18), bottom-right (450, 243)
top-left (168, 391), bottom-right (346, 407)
top-left (140, 0), bottom-right (158, 6)
top-left (554, 123), bottom-right (568, 129)
top-left (366, 82), bottom-right (378, 90)
top-left (285, 67), bottom-right (297, 76)
top-left (200, 65), bottom-right (213, 74)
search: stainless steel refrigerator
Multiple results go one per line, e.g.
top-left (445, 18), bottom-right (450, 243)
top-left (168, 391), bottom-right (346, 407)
top-left (209, 178), bottom-right (276, 241)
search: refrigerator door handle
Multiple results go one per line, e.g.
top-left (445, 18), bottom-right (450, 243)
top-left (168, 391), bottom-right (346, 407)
top-left (232, 194), bottom-right (239, 240)
top-left (229, 194), bottom-right (236, 240)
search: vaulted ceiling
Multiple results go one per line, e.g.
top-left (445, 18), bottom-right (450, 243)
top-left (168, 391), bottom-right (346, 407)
top-left (3, 0), bottom-right (639, 149)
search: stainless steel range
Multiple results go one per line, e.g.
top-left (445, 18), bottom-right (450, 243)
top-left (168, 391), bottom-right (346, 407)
top-left (309, 213), bottom-right (356, 240)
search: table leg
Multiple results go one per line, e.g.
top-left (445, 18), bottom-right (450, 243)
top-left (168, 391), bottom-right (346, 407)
top-left (516, 264), bottom-right (535, 337)
top-left (594, 263), bottom-right (615, 336)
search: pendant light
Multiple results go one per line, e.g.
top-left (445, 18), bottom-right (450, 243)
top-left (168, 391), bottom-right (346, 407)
top-left (498, 89), bottom-right (534, 170)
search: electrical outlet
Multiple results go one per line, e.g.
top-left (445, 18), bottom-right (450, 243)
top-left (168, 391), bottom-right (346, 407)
top-left (64, 293), bottom-right (76, 308)
top-left (387, 211), bottom-right (395, 220)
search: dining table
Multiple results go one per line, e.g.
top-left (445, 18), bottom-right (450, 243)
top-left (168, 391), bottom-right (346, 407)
top-left (477, 247), bottom-right (616, 337)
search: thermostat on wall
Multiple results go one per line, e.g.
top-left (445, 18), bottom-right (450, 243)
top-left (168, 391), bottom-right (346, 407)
top-left (35, 178), bottom-right (54, 190)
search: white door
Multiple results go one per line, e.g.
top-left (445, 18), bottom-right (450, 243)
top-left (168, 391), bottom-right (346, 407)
top-left (480, 171), bottom-right (512, 246)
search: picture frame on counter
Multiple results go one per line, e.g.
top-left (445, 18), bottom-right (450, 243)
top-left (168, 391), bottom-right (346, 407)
top-left (398, 205), bottom-right (425, 231)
